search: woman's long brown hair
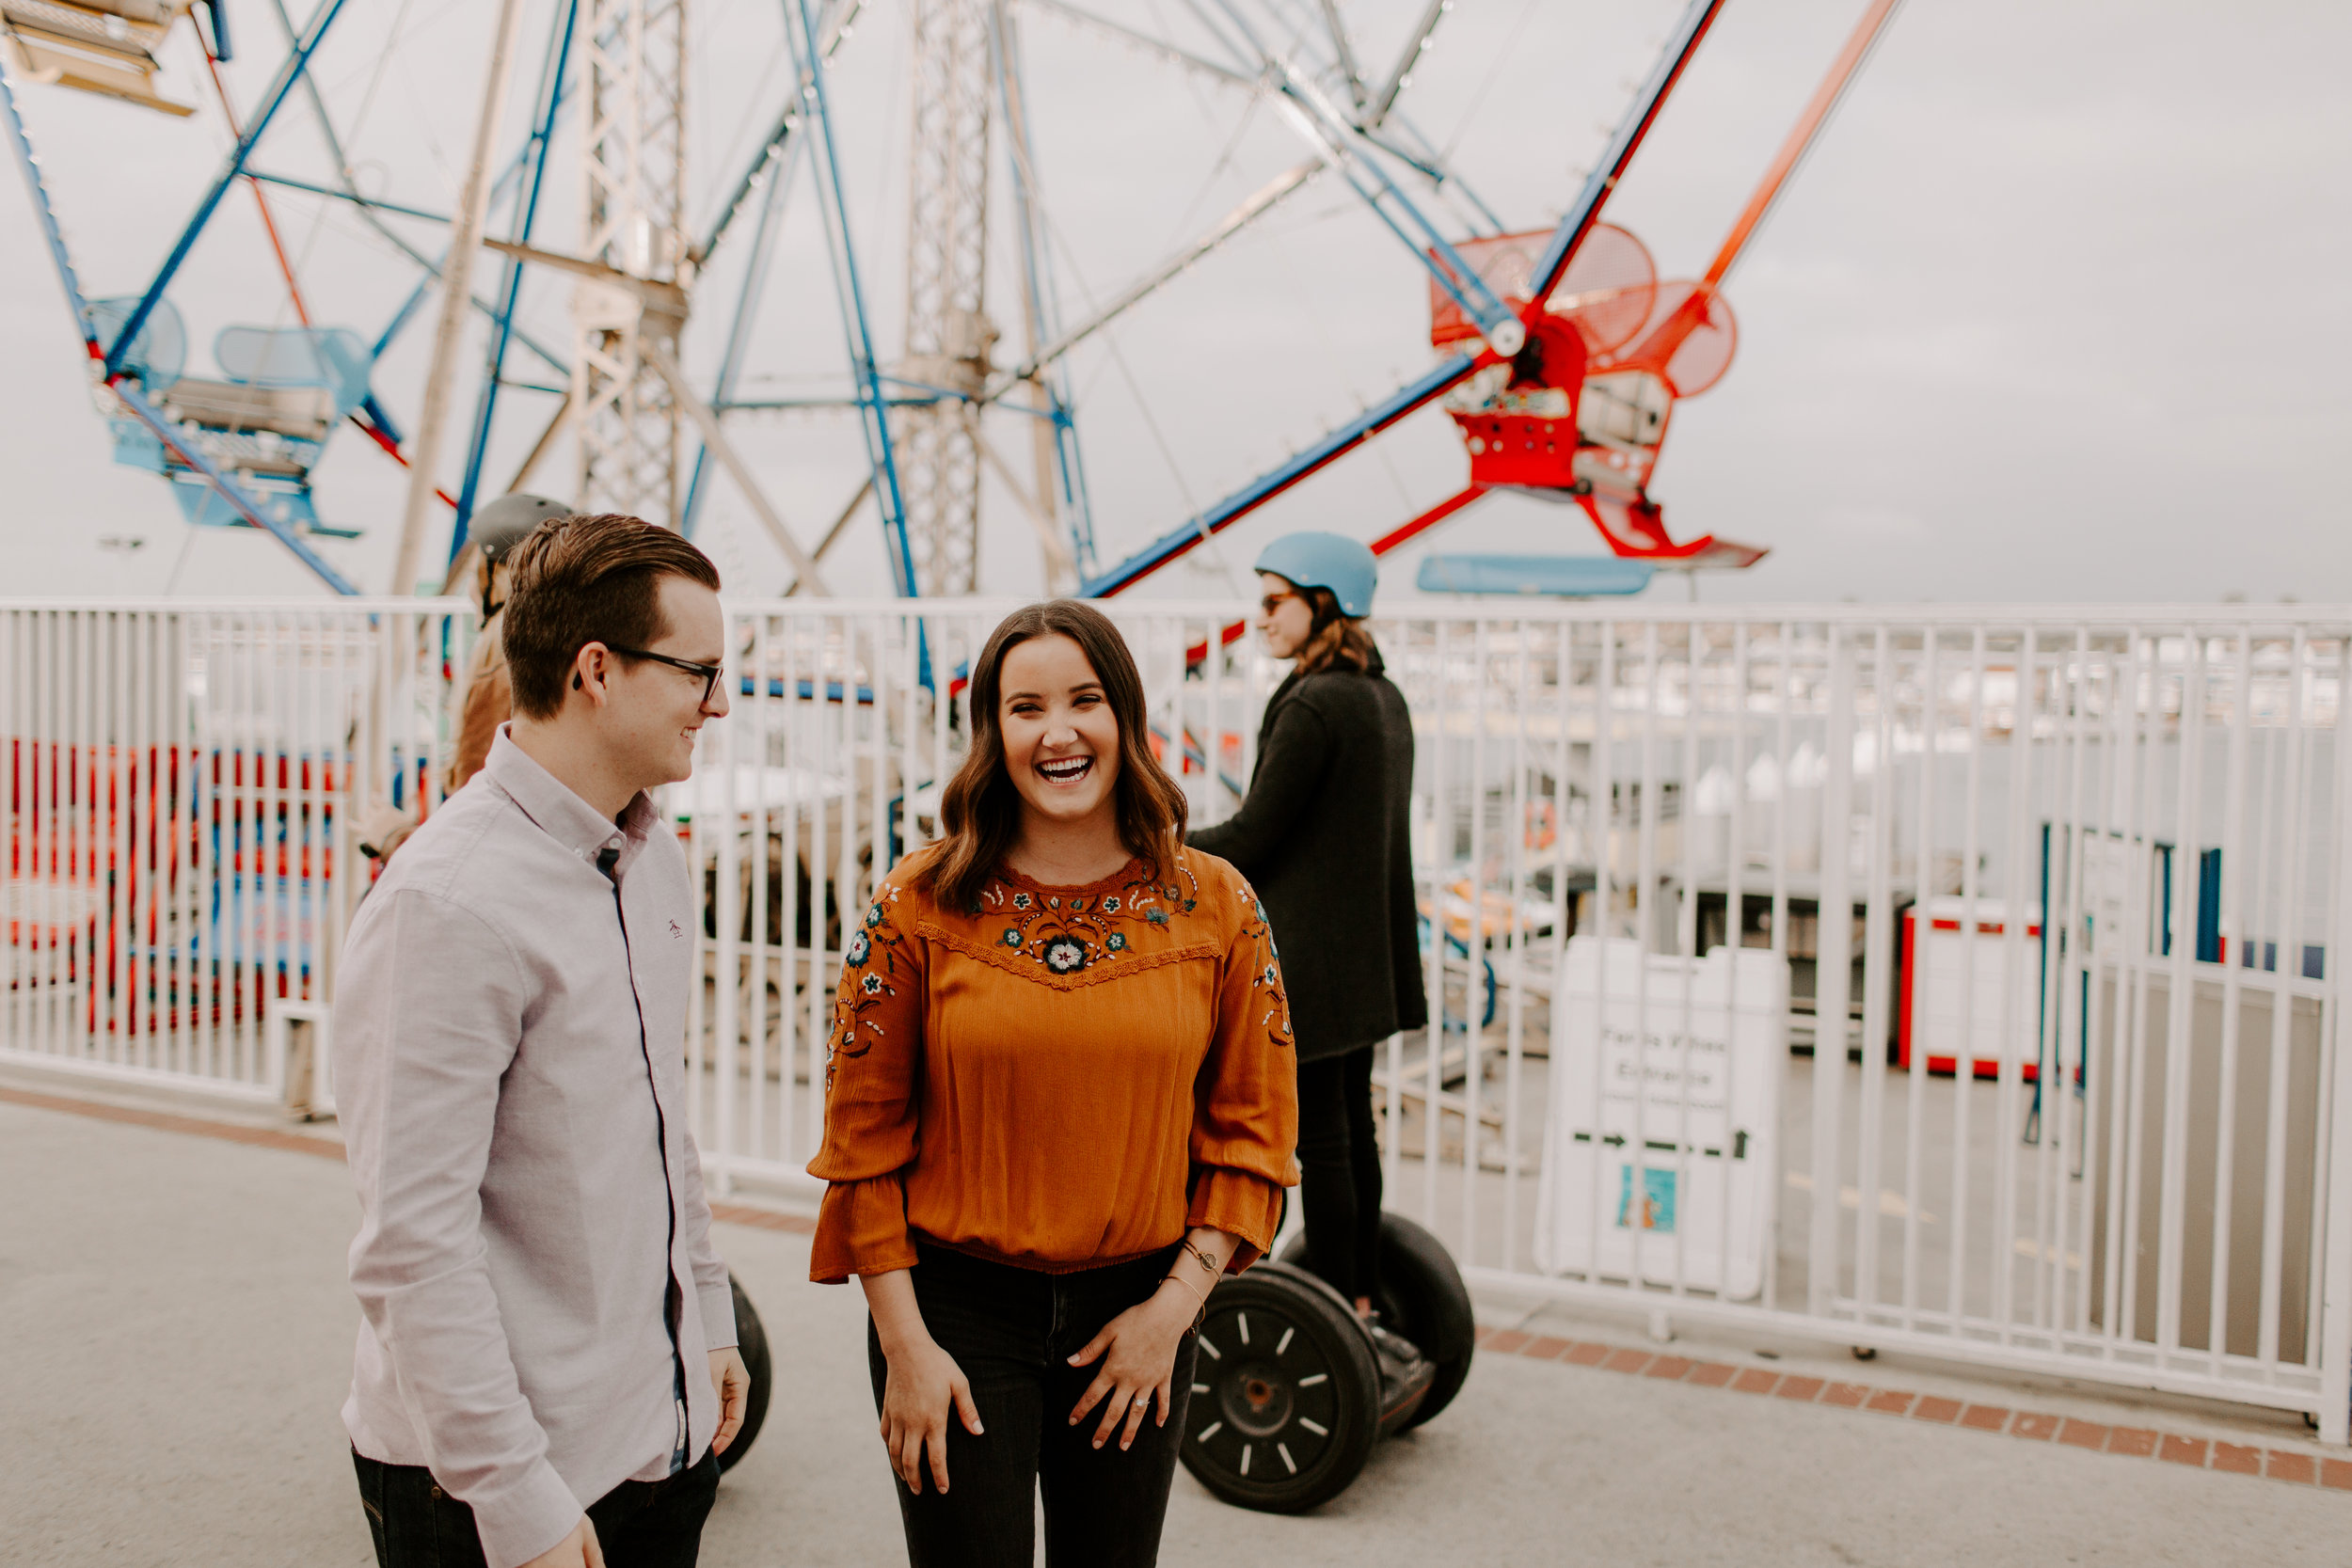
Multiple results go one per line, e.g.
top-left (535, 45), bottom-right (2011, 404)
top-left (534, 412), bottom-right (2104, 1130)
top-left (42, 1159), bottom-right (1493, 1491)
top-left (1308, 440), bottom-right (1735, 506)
top-left (916, 600), bottom-right (1189, 912)
top-left (1291, 584), bottom-right (1378, 674)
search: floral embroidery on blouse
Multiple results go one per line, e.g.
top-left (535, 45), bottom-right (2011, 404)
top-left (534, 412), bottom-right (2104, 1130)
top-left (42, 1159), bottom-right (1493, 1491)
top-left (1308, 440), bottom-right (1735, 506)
top-left (970, 857), bottom-right (1205, 977)
top-left (830, 883), bottom-right (913, 1089)
top-left (1222, 870), bottom-right (1291, 1050)
top-left (831, 853), bottom-right (1292, 1070)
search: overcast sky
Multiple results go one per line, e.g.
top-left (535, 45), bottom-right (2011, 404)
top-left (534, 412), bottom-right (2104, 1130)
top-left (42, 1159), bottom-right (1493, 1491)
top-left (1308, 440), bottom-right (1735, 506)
top-left (2, 0), bottom-right (2345, 605)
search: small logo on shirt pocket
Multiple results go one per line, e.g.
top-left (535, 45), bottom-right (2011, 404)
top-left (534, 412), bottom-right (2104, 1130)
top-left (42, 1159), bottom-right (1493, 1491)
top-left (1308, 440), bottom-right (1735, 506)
top-left (669, 920), bottom-right (684, 940)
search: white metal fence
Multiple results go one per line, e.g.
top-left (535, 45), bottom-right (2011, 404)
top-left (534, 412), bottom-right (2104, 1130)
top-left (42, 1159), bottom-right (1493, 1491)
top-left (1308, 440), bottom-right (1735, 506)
top-left (1, 600), bottom-right (469, 1107)
top-left (5, 596), bottom-right (2348, 1441)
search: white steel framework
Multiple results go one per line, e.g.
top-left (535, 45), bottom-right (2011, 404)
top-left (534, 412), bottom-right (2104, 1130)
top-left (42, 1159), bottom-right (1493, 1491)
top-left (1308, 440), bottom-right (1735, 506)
top-left (574, 0), bottom-right (691, 525)
top-left (899, 0), bottom-right (993, 594)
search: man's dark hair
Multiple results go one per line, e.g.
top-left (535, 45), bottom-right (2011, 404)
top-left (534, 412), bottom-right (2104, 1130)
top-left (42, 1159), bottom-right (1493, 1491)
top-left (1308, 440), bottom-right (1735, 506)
top-left (501, 513), bottom-right (722, 720)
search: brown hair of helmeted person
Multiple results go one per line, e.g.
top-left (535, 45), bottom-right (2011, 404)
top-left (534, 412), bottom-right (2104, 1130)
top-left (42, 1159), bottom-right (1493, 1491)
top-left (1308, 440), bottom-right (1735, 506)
top-left (500, 513), bottom-right (722, 721)
top-left (1291, 583), bottom-right (1377, 674)
top-left (917, 599), bottom-right (1188, 913)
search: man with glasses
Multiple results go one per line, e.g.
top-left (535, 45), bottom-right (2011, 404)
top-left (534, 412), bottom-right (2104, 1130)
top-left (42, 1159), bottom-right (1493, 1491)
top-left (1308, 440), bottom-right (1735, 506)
top-left (335, 513), bottom-right (748, 1568)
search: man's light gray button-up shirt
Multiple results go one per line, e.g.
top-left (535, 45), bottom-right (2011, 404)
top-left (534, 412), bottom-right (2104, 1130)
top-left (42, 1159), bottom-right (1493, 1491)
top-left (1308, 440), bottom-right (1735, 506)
top-left (336, 730), bottom-right (735, 1568)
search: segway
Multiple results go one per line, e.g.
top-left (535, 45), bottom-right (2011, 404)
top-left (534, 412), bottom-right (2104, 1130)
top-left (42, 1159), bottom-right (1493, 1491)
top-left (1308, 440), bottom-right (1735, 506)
top-left (715, 1272), bottom-right (775, 1475)
top-left (1177, 1212), bottom-right (1475, 1513)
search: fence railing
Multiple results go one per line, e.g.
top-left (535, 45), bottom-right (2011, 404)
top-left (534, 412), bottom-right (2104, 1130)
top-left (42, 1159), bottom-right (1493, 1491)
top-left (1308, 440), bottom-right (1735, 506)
top-left (1, 600), bottom-right (469, 1106)
top-left (6, 596), bottom-right (2348, 1441)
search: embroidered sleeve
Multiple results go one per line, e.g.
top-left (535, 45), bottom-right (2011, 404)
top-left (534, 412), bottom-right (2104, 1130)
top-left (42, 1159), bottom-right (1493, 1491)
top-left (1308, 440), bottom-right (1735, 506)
top-left (805, 875), bottom-right (928, 1282)
top-left (1187, 868), bottom-right (1299, 1269)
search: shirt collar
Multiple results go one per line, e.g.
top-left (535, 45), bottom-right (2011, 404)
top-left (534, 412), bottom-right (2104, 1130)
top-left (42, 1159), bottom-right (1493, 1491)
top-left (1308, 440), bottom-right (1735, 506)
top-left (484, 724), bottom-right (660, 876)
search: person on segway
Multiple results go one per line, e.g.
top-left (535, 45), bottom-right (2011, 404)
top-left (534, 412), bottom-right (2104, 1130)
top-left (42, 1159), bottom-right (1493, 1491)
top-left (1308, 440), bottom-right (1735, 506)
top-left (1187, 533), bottom-right (1433, 1388)
top-left (806, 600), bottom-right (1299, 1565)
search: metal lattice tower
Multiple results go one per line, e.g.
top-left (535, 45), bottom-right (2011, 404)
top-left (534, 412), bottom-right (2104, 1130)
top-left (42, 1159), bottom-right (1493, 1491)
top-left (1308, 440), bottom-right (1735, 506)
top-left (899, 0), bottom-right (993, 594)
top-left (575, 0), bottom-right (690, 525)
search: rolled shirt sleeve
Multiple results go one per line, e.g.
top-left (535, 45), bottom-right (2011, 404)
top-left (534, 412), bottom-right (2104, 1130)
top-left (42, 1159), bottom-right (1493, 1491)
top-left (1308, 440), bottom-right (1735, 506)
top-left (340, 889), bottom-right (581, 1568)
top-left (1188, 876), bottom-right (1301, 1270)
top-left (806, 875), bottom-right (930, 1283)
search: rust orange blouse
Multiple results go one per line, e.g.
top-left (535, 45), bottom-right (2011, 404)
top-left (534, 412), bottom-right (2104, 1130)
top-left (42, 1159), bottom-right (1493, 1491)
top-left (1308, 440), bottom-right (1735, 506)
top-left (805, 846), bottom-right (1299, 1284)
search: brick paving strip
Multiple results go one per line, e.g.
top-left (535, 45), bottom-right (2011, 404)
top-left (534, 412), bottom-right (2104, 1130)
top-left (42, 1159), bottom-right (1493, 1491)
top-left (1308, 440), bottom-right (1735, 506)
top-left (1472, 1324), bottom-right (2352, 1496)
top-left (3, 1083), bottom-right (2338, 1483)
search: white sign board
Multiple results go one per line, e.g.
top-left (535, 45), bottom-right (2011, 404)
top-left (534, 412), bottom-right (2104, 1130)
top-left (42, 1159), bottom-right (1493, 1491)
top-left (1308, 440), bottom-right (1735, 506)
top-left (1534, 939), bottom-right (1788, 1300)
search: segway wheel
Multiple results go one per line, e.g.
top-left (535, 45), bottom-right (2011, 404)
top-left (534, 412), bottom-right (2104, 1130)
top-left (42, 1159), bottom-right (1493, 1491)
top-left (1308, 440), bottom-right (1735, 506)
top-left (1279, 1212), bottom-right (1476, 1433)
top-left (716, 1272), bottom-right (774, 1475)
top-left (1177, 1262), bottom-right (1380, 1513)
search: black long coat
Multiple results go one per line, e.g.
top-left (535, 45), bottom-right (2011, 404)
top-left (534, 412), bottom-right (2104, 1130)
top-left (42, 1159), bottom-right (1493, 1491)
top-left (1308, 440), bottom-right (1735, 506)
top-left (1188, 649), bottom-right (1428, 1061)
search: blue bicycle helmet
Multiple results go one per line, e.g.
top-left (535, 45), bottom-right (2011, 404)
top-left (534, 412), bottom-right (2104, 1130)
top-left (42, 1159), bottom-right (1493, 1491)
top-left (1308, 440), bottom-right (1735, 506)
top-left (1254, 531), bottom-right (1377, 619)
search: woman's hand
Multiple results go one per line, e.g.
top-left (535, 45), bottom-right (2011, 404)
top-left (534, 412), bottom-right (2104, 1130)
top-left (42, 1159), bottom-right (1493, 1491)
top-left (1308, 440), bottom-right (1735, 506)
top-left (1066, 1281), bottom-right (1199, 1451)
top-left (859, 1268), bottom-right (984, 1496)
top-left (877, 1332), bottom-right (984, 1495)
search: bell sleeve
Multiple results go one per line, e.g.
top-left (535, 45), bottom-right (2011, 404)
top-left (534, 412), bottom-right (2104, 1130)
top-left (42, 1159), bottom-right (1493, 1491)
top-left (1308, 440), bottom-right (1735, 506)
top-left (805, 876), bottom-right (928, 1283)
top-left (1186, 871), bottom-right (1301, 1270)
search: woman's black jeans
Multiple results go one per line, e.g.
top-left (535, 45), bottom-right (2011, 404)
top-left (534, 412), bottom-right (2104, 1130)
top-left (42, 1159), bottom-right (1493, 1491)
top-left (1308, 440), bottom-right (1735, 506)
top-left (866, 1239), bottom-right (1198, 1568)
top-left (1295, 1043), bottom-right (1382, 1304)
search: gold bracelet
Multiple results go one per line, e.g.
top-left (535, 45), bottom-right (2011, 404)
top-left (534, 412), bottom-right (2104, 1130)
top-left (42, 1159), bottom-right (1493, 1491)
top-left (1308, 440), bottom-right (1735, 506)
top-left (1180, 1238), bottom-right (1221, 1280)
top-left (1162, 1272), bottom-right (1211, 1332)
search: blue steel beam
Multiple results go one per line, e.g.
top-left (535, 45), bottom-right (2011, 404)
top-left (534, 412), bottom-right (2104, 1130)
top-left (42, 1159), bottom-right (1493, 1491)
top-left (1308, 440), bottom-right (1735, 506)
top-left (1078, 353), bottom-right (1474, 597)
top-left (451, 0), bottom-right (580, 557)
top-left (245, 170), bottom-right (450, 225)
top-left (787, 0), bottom-right (918, 598)
top-left (104, 0), bottom-right (352, 378)
top-left (1083, 0), bottom-right (1729, 598)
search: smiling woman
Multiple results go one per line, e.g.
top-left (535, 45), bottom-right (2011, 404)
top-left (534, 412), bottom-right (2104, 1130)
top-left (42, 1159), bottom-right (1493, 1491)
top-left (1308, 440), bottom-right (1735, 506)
top-left (805, 599), bottom-right (1301, 1568)
top-left (919, 601), bottom-right (1189, 914)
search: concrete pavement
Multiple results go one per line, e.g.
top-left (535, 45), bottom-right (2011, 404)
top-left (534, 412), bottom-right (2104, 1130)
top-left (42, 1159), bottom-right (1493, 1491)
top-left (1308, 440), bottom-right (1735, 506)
top-left (1, 1094), bottom-right (2345, 1567)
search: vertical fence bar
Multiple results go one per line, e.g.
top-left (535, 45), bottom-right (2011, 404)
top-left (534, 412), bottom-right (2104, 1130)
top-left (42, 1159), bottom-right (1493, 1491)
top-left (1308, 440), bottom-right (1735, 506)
top-left (2319, 631), bottom-right (2352, 1441)
top-left (2256, 629), bottom-right (2310, 1370)
top-left (1811, 626), bottom-right (1853, 1315)
top-left (2156, 628), bottom-right (2207, 1365)
top-left (1670, 619), bottom-right (1699, 1299)
top-left (1901, 624), bottom-right (1936, 1327)
top-left (1586, 618), bottom-right (1615, 1289)
top-left (2201, 630), bottom-right (2253, 1369)
top-left (1854, 626), bottom-right (1895, 1322)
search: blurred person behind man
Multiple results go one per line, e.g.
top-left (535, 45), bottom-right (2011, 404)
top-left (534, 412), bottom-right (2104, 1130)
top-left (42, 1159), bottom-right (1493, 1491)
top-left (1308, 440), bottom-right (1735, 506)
top-left (352, 494), bottom-right (572, 869)
top-left (335, 513), bottom-right (750, 1568)
top-left (452, 493), bottom-right (573, 791)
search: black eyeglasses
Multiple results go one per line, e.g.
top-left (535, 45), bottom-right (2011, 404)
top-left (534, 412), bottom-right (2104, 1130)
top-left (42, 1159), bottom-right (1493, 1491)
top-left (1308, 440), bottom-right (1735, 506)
top-left (609, 645), bottom-right (725, 706)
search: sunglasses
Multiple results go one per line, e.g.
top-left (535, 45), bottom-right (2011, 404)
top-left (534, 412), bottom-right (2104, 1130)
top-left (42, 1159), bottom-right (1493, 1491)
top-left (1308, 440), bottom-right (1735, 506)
top-left (1259, 591), bottom-right (1304, 617)
top-left (608, 645), bottom-right (726, 706)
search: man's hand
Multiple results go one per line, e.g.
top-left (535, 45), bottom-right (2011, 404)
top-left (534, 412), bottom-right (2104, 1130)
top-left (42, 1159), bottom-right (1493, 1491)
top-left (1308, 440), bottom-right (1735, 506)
top-left (709, 1346), bottom-right (751, 1456)
top-left (519, 1517), bottom-right (604, 1568)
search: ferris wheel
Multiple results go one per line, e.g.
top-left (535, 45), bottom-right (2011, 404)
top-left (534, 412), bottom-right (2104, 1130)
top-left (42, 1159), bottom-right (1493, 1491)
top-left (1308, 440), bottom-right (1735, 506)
top-left (0, 0), bottom-right (1904, 601)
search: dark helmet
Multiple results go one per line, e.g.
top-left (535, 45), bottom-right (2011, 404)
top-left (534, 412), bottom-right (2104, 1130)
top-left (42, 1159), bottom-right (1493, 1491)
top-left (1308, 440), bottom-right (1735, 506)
top-left (468, 493), bottom-right (572, 565)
